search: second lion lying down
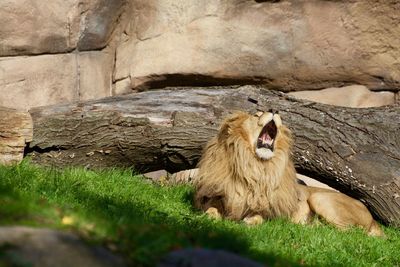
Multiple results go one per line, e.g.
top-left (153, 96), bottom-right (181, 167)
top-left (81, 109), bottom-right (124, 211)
top-left (192, 110), bottom-right (383, 236)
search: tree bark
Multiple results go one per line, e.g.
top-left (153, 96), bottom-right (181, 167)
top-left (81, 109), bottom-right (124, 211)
top-left (0, 107), bottom-right (33, 165)
top-left (27, 86), bottom-right (400, 226)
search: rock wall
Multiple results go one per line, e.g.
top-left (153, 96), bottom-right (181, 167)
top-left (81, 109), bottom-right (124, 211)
top-left (0, 0), bottom-right (124, 110)
top-left (1, 0), bottom-right (399, 110)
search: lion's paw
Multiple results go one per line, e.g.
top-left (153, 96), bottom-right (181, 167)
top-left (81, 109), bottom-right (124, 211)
top-left (205, 207), bottom-right (222, 220)
top-left (243, 215), bottom-right (264, 226)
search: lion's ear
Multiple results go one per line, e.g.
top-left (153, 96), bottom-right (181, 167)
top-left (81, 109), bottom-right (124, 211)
top-left (218, 121), bottom-right (231, 141)
top-left (217, 113), bottom-right (240, 141)
top-left (217, 112), bottom-right (248, 142)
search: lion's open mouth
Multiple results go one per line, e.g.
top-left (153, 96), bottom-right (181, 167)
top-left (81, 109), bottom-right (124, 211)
top-left (257, 120), bottom-right (277, 151)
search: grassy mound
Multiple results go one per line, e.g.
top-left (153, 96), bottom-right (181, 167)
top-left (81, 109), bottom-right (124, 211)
top-left (0, 161), bottom-right (399, 266)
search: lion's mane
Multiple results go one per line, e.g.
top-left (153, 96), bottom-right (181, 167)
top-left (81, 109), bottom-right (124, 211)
top-left (194, 112), bottom-right (300, 220)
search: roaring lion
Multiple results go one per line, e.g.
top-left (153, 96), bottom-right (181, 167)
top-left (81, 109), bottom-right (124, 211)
top-left (193, 110), bottom-right (383, 236)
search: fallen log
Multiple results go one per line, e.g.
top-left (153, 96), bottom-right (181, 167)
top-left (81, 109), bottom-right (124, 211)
top-left (27, 86), bottom-right (400, 226)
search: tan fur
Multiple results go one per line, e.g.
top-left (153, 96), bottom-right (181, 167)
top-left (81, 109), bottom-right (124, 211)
top-left (194, 111), bottom-right (384, 236)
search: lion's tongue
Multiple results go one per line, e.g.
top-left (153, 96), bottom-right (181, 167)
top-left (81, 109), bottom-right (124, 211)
top-left (260, 133), bottom-right (273, 146)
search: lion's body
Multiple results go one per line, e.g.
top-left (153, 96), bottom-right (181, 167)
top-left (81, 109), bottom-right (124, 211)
top-left (194, 111), bottom-right (383, 236)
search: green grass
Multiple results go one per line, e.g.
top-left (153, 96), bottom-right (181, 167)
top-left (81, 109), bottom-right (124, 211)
top-left (0, 161), bottom-right (399, 267)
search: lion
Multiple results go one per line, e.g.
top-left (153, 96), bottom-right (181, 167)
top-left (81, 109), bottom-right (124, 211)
top-left (193, 110), bottom-right (384, 236)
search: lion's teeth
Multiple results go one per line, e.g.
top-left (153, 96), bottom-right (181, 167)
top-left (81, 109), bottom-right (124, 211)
top-left (264, 139), bottom-right (273, 145)
top-left (260, 134), bottom-right (273, 145)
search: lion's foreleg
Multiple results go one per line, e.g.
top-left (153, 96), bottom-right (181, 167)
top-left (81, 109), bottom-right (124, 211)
top-left (291, 200), bottom-right (312, 225)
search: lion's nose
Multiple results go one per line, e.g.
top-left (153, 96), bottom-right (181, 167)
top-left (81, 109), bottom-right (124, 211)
top-left (258, 112), bottom-right (273, 126)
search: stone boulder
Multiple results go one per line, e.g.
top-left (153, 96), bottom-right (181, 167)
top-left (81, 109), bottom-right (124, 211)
top-left (115, 0), bottom-right (400, 92)
top-left (296, 174), bottom-right (336, 192)
top-left (0, 226), bottom-right (126, 267)
top-left (0, 50), bottom-right (114, 111)
top-left (0, 0), bottom-right (81, 56)
top-left (0, 54), bottom-right (78, 110)
top-left (78, 0), bottom-right (126, 51)
top-left (0, 107), bottom-right (32, 165)
top-left (158, 248), bottom-right (264, 267)
top-left (288, 85), bottom-right (396, 108)
top-left (0, 0), bottom-right (125, 56)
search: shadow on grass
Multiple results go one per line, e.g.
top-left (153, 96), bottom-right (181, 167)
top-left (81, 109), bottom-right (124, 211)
top-left (0, 185), bottom-right (37, 224)
top-left (0, 162), bottom-right (301, 267)
top-left (66, 186), bottom-right (301, 267)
